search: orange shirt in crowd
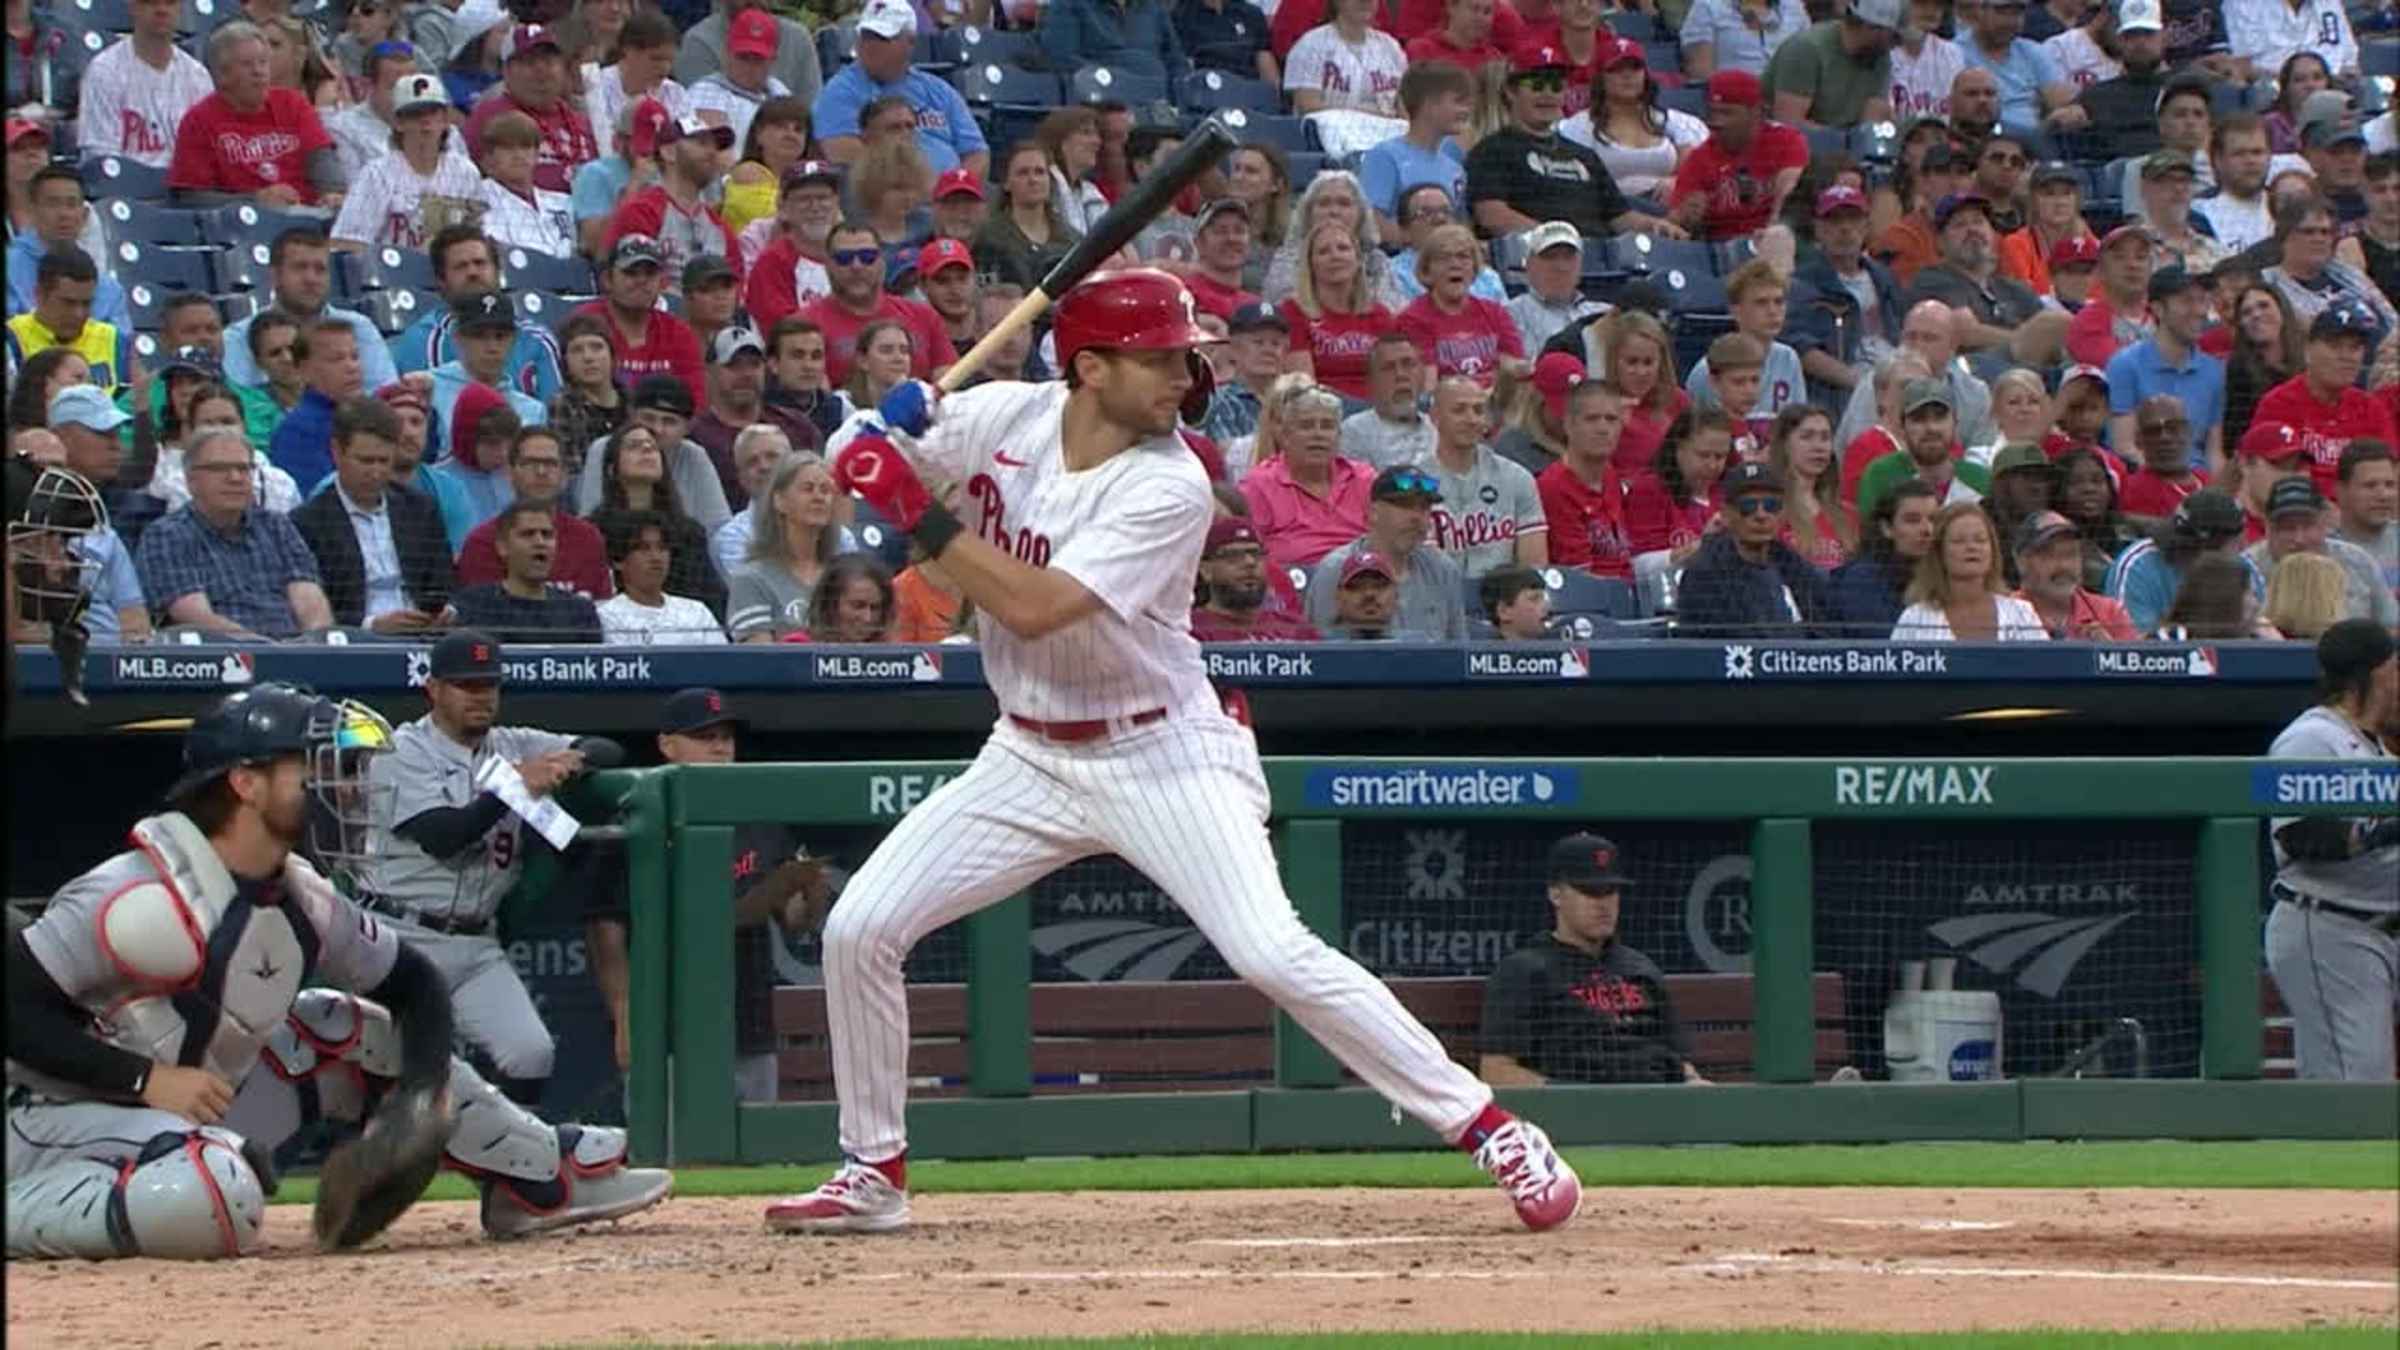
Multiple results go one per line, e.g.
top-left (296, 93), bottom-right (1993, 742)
top-left (891, 565), bottom-right (962, 643)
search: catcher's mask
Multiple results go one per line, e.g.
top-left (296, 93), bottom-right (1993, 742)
top-left (7, 466), bottom-right (104, 629)
top-left (307, 698), bottom-right (398, 890)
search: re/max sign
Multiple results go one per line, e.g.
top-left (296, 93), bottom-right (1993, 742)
top-left (1832, 764), bottom-right (1996, 806)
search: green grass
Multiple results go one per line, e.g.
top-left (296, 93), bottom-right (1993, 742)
top-left (284, 1139), bottom-right (2398, 1208)
top-left (530, 1325), bottom-right (2400, 1335)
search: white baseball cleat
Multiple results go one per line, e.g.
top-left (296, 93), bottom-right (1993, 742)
top-left (1473, 1115), bottom-right (1583, 1232)
top-left (764, 1159), bottom-right (911, 1234)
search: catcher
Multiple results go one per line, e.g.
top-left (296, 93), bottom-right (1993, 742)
top-left (5, 683), bottom-right (673, 1260)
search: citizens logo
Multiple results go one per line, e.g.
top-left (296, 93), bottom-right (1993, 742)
top-left (2252, 762), bottom-right (2400, 807)
top-left (1725, 644), bottom-right (1949, 679)
top-left (1303, 764), bottom-right (1580, 810)
top-left (1724, 645), bottom-right (1756, 679)
top-left (2095, 646), bottom-right (2217, 677)
top-left (1928, 910), bottom-right (2136, 998)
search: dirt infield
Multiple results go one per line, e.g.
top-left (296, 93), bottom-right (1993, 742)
top-left (9, 1186), bottom-right (2394, 1346)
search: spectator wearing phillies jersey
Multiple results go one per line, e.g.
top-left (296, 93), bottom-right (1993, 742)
top-left (2104, 488), bottom-right (2263, 633)
top-left (1397, 225), bottom-right (1529, 387)
top-left (2066, 225), bottom-right (2157, 368)
top-left (325, 41), bottom-right (421, 183)
top-left (576, 235), bottom-right (708, 415)
top-left (1538, 380), bottom-right (1635, 581)
top-left (390, 227), bottom-right (563, 407)
top-left (1240, 378), bottom-right (1376, 572)
top-left (1192, 517), bottom-right (1322, 642)
top-left (1183, 199), bottom-right (1263, 323)
top-left (1283, 0), bottom-right (1409, 119)
top-left (1677, 460), bottom-right (1835, 638)
top-left (428, 292), bottom-right (548, 458)
top-left (223, 230), bottom-right (398, 393)
top-left (332, 74), bottom-right (485, 254)
top-left (2116, 393), bottom-right (2208, 529)
top-left (473, 111), bottom-right (578, 260)
top-left (1470, 45), bottom-right (1679, 240)
top-left (1624, 407), bottom-right (1735, 573)
top-left (1307, 465), bottom-right (1470, 640)
top-left (1406, 0), bottom-right (1506, 76)
top-left (1686, 259), bottom-right (1808, 427)
top-left (604, 112), bottom-right (741, 294)
top-left (1668, 70), bottom-right (1807, 243)
top-left (76, 0), bottom-right (214, 169)
top-left (455, 425), bottom-right (614, 602)
top-left (742, 160), bottom-right (842, 329)
top-left (2332, 440), bottom-right (2398, 588)
top-left (2249, 303), bottom-right (2400, 499)
top-left (1425, 375), bottom-right (1547, 578)
top-left (170, 22), bottom-right (341, 208)
top-left (456, 25), bottom-right (597, 196)
top-left (1279, 219), bottom-right (1395, 403)
top-left (1770, 403), bottom-right (1854, 569)
top-left (796, 222), bottom-right (956, 390)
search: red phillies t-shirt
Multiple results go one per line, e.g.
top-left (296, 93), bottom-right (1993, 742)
top-left (2248, 375), bottom-right (2400, 497)
top-left (574, 300), bottom-right (707, 414)
top-left (464, 92), bottom-right (598, 194)
top-left (167, 90), bottom-right (333, 203)
top-left (1186, 272), bottom-right (1258, 323)
top-left (1620, 470), bottom-right (1718, 554)
top-left (455, 510), bottom-right (615, 599)
top-left (799, 293), bottom-right (961, 389)
top-left (2117, 467), bottom-right (2203, 518)
top-left (1281, 300), bottom-right (1392, 402)
top-left (1668, 123), bottom-right (1808, 240)
top-left (1615, 392), bottom-right (1690, 475)
top-left (1535, 460), bottom-right (1632, 579)
top-left (1404, 32), bottom-right (1505, 69)
top-left (1396, 294), bottom-right (1525, 383)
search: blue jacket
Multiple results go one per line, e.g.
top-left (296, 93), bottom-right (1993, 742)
top-left (1674, 532), bottom-right (1833, 639)
top-left (7, 234), bottom-right (132, 332)
top-left (1038, 0), bottom-right (1188, 83)
top-left (266, 387), bottom-right (340, 491)
top-left (390, 309), bottom-right (563, 404)
top-left (1787, 250), bottom-right (1902, 395)
top-left (1827, 554), bottom-right (1910, 638)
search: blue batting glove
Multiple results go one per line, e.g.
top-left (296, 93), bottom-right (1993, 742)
top-left (877, 380), bottom-right (936, 438)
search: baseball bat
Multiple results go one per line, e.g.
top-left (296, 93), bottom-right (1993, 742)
top-left (934, 117), bottom-right (1241, 394)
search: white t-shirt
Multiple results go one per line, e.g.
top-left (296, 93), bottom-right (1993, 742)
top-left (333, 147), bottom-right (487, 251)
top-left (1891, 594), bottom-right (2050, 641)
top-left (477, 180), bottom-right (579, 258)
top-left (326, 103), bottom-right (395, 184)
top-left (1557, 110), bottom-right (1708, 199)
top-left (2040, 27), bottom-right (2121, 92)
top-left (77, 39), bottom-right (215, 168)
top-left (585, 65), bottom-right (696, 149)
top-left (1887, 34), bottom-right (1967, 122)
top-left (1282, 24), bottom-right (1408, 118)
top-left (688, 73), bottom-right (792, 149)
top-left (830, 381), bottom-right (1219, 723)
top-left (597, 592), bottom-right (729, 644)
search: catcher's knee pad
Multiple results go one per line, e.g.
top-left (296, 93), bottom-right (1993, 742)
top-left (252, 989), bottom-right (403, 1141)
top-left (116, 1128), bottom-right (268, 1260)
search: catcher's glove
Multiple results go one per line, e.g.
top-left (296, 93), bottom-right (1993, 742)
top-left (313, 1083), bottom-right (453, 1252)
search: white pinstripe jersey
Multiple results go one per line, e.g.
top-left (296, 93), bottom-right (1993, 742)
top-left (331, 146), bottom-right (487, 251)
top-left (76, 40), bottom-right (215, 167)
top-left (843, 381), bottom-right (1221, 723)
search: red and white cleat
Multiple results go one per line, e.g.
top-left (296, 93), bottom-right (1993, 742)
top-left (1472, 1116), bottom-right (1582, 1232)
top-left (764, 1159), bottom-right (910, 1234)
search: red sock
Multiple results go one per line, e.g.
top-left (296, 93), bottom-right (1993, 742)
top-left (1456, 1103), bottom-right (1511, 1153)
top-left (863, 1153), bottom-right (907, 1189)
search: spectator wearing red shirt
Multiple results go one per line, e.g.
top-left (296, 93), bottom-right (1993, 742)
top-left (1396, 0), bottom-right (1528, 46)
top-left (1280, 218), bottom-right (1394, 402)
top-left (453, 427), bottom-right (617, 601)
top-left (1406, 0), bottom-right (1507, 71)
top-left (745, 159), bottom-right (843, 332)
top-left (2248, 303), bottom-right (2400, 500)
top-left (575, 234), bottom-right (707, 414)
top-left (169, 20), bottom-right (339, 208)
top-left (1668, 70), bottom-right (1808, 242)
top-left (2225, 420), bottom-right (2317, 544)
top-left (1623, 406), bottom-right (1735, 568)
top-left (1192, 517), bottom-right (1323, 641)
top-left (797, 221), bottom-right (959, 389)
top-left (1396, 222), bottom-right (1528, 385)
top-left (1537, 379), bottom-right (1635, 580)
top-left (1525, 0), bottom-right (1605, 118)
top-left (1597, 310), bottom-right (1688, 475)
top-left (2011, 509), bottom-right (2138, 639)
top-left (603, 111), bottom-right (742, 295)
top-left (2063, 225), bottom-right (2155, 368)
top-left (462, 25), bottom-right (599, 195)
top-left (1239, 379), bottom-right (1377, 570)
top-left (1185, 199), bottom-right (1262, 322)
top-left (2114, 392), bottom-right (2205, 526)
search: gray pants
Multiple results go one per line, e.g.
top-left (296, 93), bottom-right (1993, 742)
top-left (2265, 900), bottom-right (2399, 1081)
top-left (384, 918), bottom-right (555, 1084)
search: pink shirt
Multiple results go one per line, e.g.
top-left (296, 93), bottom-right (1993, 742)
top-left (1239, 454), bottom-right (1376, 571)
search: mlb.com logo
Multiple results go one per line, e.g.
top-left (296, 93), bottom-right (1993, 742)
top-left (2094, 646), bottom-right (2217, 677)
top-left (1302, 763), bottom-right (1582, 810)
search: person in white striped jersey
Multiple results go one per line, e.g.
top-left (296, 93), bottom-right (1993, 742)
top-left (333, 74), bottom-right (487, 253)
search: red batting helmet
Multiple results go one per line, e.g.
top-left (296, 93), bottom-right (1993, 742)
top-left (1051, 268), bottom-right (1217, 374)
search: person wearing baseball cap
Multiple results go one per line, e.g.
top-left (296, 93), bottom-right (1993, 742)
top-left (690, 8), bottom-right (789, 150)
top-left (2098, 266), bottom-right (2222, 474)
top-left (604, 107), bottom-right (742, 297)
top-left (1472, 39), bottom-right (1682, 240)
top-left (929, 168), bottom-right (989, 243)
top-left (574, 234), bottom-right (710, 420)
top-left (1481, 832), bottom-right (1707, 1086)
top-left (2011, 508), bottom-right (2137, 639)
top-left (1192, 516), bottom-right (1322, 642)
top-left (2102, 487), bottom-right (2263, 633)
top-left (1758, 0), bottom-right (1899, 130)
top-left (1911, 192), bottom-right (2051, 357)
top-left (1665, 69), bottom-right (1806, 241)
top-left (1503, 222), bottom-right (1601, 355)
top-left (1306, 466), bottom-right (1468, 640)
top-left (2243, 477), bottom-right (2399, 626)
top-left (459, 23), bottom-right (597, 194)
top-left (1856, 377), bottom-right (1994, 519)
top-left (741, 159), bottom-right (845, 331)
top-left (425, 292), bottom-right (547, 473)
top-left (687, 324), bottom-right (814, 510)
top-left (1324, 548), bottom-right (1406, 640)
top-left (1788, 185), bottom-right (1903, 385)
top-left (915, 238), bottom-right (980, 350)
top-left (2246, 299), bottom-right (2400, 500)
top-left (1677, 460), bottom-right (1834, 638)
top-left (2043, 232), bottom-right (2101, 309)
top-left (331, 72), bottom-right (483, 252)
top-left (2063, 223), bottom-right (2157, 367)
top-left (812, 0), bottom-right (985, 174)
top-left (2132, 147), bottom-right (2223, 274)
top-left (1989, 159), bottom-right (2081, 298)
top-left (2221, 417), bottom-right (2314, 537)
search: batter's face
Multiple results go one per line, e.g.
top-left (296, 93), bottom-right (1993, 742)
top-left (1081, 348), bottom-right (1192, 439)
top-left (659, 723), bottom-right (737, 765)
top-left (429, 676), bottom-right (500, 738)
top-left (1549, 882), bottom-right (1620, 945)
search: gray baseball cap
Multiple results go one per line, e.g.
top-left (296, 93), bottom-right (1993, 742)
top-left (1901, 378), bottom-right (1955, 417)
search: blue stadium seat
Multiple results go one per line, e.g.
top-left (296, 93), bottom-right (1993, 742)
top-left (98, 200), bottom-right (208, 247)
top-left (114, 242), bottom-right (216, 294)
top-left (217, 203), bottom-right (329, 252)
top-left (1604, 10), bottom-right (1657, 42)
top-left (1850, 121), bottom-right (1902, 163)
top-left (1663, 269), bottom-right (1731, 313)
top-left (502, 247), bottom-right (597, 295)
top-left (955, 24), bottom-right (1037, 67)
top-left (63, 0), bottom-right (136, 33)
top-left (1285, 150), bottom-right (1324, 190)
top-left (1180, 69), bottom-right (1279, 115)
top-left (1712, 235), bottom-right (1758, 275)
top-left (352, 245), bottom-right (440, 294)
top-left (329, 247), bottom-right (376, 300)
top-left (848, 499), bottom-right (911, 571)
top-left (1206, 107), bottom-right (1309, 154)
top-left (1802, 125), bottom-right (1851, 165)
top-left (356, 287), bottom-right (427, 336)
top-left (124, 281), bottom-right (178, 333)
top-left (2365, 39), bottom-right (2400, 80)
top-left (79, 154), bottom-right (169, 202)
top-left (216, 242), bottom-right (274, 292)
top-left (1658, 85), bottom-right (1707, 121)
top-left (1605, 230), bottom-right (1715, 280)
top-left (954, 62), bottom-right (1063, 107)
top-left (1545, 567), bottom-right (1638, 621)
top-left (1642, 41), bottom-right (1680, 75)
top-left (515, 291), bottom-right (570, 327)
top-left (1069, 65), bottom-right (1168, 109)
top-left (214, 291), bottom-right (261, 325)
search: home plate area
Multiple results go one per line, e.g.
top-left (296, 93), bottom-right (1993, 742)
top-left (7, 1187), bottom-right (2392, 1346)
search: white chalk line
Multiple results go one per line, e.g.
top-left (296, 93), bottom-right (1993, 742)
top-left (1690, 1253), bottom-right (2395, 1292)
top-left (1192, 1235), bottom-right (1448, 1248)
top-left (1822, 1218), bottom-right (2017, 1232)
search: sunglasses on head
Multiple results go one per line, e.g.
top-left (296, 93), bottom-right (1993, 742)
top-left (1733, 495), bottom-right (1783, 516)
top-left (1379, 470), bottom-right (1440, 498)
top-left (832, 246), bottom-right (883, 266)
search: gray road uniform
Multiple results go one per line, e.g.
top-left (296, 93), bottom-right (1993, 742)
top-left (2263, 707), bottom-right (2400, 1081)
top-left (5, 812), bottom-right (665, 1259)
top-left (360, 716), bottom-right (576, 1090)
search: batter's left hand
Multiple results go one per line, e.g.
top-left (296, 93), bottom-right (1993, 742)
top-left (877, 380), bottom-right (939, 438)
top-left (833, 434), bottom-right (935, 532)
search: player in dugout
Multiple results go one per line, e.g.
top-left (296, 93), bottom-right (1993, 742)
top-left (1477, 832), bottom-right (1711, 1087)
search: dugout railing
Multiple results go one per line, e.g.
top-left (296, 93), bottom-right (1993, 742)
top-left (599, 758), bottom-right (2400, 1166)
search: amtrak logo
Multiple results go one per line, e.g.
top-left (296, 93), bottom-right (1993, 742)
top-left (405, 649), bottom-right (432, 688)
top-left (1030, 915), bottom-right (1211, 981)
top-left (1927, 911), bottom-right (2136, 998)
top-left (1724, 645), bottom-right (1756, 679)
top-left (1404, 829), bottom-right (1467, 901)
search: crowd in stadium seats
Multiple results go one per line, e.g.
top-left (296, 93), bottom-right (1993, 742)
top-left (5, 0), bottom-right (2399, 650)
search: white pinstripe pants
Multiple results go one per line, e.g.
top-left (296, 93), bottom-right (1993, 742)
top-left (821, 713), bottom-right (1494, 1161)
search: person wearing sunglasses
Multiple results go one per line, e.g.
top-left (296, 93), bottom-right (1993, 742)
top-left (1305, 464), bottom-right (1470, 641)
top-left (1467, 45), bottom-right (1683, 243)
top-left (1671, 460), bottom-right (1834, 639)
top-left (1965, 133), bottom-right (2033, 236)
top-left (798, 220), bottom-right (959, 391)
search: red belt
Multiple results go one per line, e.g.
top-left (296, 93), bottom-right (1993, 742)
top-left (1008, 707), bottom-right (1167, 744)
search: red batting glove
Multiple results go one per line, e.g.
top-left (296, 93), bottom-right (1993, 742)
top-left (831, 433), bottom-right (934, 533)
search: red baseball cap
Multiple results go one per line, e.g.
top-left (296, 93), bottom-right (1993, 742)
top-left (626, 97), bottom-right (672, 157)
top-left (2239, 420), bottom-right (2306, 463)
top-left (933, 168), bottom-right (985, 201)
top-left (728, 7), bottom-right (780, 59)
top-left (1339, 549), bottom-right (1397, 585)
top-left (1599, 35), bottom-right (1646, 69)
top-left (1532, 351), bottom-right (1585, 424)
top-left (5, 118), bottom-right (50, 147)
top-left (2098, 223), bottom-right (2151, 255)
top-left (1707, 69), bottom-right (1763, 107)
top-left (1814, 185), bottom-right (1870, 218)
top-left (918, 237), bottom-right (972, 276)
top-left (1204, 516), bottom-right (1261, 557)
top-left (1511, 43), bottom-right (1571, 75)
top-left (2049, 234), bottom-right (2101, 269)
top-left (506, 24), bottom-right (562, 59)
top-left (374, 379), bottom-right (430, 415)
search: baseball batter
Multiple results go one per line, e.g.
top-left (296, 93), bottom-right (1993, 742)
top-left (5, 684), bottom-right (670, 1259)
top-left (766, 269), bottom-right (1583, 1235)
top-left (2263, 620), bottom-right (2400, 1082)
top-left (361, 629), bottom-right (622, 1103)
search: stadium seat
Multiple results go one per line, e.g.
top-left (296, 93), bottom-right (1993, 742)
top-left (1069, 65), bottom-right (1168, 109)
top-left (1285, 150), bottom-right (1325, 190)
top-left (954, 62), bottom-right (1063, 107)
top-left (63, 0), bottom-right (136, 32)
top-left (217, 203), bottom-right (329, 252)
top-left (1603, 10), bottom-right (1657, 41)
top-left (1658, 85), bottom-right (1706, 120)
top-left (849, 499), bottom-right (911, 570)
top-left (329, 248), bottom-right (376, 300)
top-left (1850, 121), bottom-right (1902, 163)
top-left (114, 242), bottom-right (216, 294)
top-left (1180, 69), bottom-right (1279, 115)
top-left (1642, 40), bottom-right (1680, 74)
top-left (1545, 568), bottom-right (1638, 621)
top-left (515, 291), bottom-right (570, 326)
top-left (352, 245), bottom-right (440, 294)
top-left (2366, 39), bottom-right (2400, 80)
top-left (356, 287), bottom-right (428, 335)
top-left (1605, 231), bottom-right (1715, 280)
top-left (124, 282), bottom-right (177, 333)
top-left (214, 291), bottom-right (262, 325)
top-left (503, 247), bottom-right (597, 295)
top-left (78, 155), bottom-right (169, 202)
top-left (816, 24), bottom-right (854, 74)
top-left (1194, 107), bottom-right (1310, 156)
top-left (216, 242), bottom-right (273, 292)
top-left (954, 24), bottom-right (1037, 67)
top-left (1802, 125), bottom-right (1851, 165)
top-left (98, 200), bottom-right (208, 247)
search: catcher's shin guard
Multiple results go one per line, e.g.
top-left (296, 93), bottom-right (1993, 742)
top-left (440, 1062), bottom-right (673, 1239)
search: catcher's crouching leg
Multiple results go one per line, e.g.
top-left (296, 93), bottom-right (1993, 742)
top-left (5, 1126), bottom-right (266, 1260)
top-left (252, 990), bottom-right (672, 1240)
